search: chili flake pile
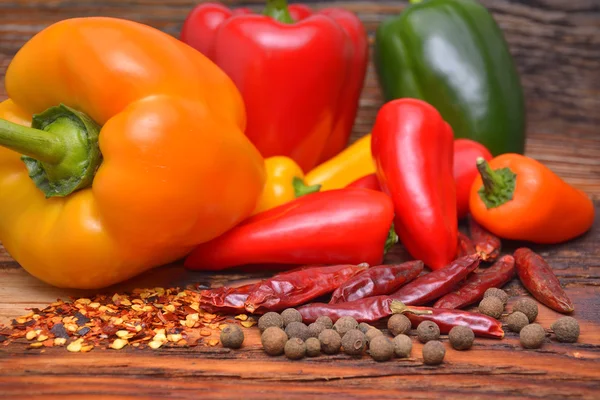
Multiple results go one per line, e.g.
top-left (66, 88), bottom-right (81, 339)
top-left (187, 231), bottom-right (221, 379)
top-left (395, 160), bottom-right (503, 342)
top-left (0, 287), bottom-right (255, 353)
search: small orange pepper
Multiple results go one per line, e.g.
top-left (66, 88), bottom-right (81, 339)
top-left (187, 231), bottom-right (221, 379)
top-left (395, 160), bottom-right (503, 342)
top-left (469, 154), bottom-right (594, 243)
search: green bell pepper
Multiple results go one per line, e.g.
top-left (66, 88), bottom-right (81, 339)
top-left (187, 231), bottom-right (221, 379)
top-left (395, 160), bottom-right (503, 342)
top-left (374, 0), bottom-right (526, 155)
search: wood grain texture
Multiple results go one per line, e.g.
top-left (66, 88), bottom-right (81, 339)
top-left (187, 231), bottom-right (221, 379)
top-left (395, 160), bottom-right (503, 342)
top-left (0, 0), bottom-right (599, 398)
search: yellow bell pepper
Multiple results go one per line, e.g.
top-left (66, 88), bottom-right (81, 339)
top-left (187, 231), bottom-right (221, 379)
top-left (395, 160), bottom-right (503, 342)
top-left (252, 156), bottom-right (320, 215)
top-left (304, 134), bottom-right (375, 191)
top-left (0, 17), bottom-right (265, 289)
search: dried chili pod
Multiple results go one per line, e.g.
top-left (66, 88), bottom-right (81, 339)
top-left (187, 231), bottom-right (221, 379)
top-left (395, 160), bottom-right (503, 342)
top-left (390, 301), bottom-right (504, 339)
top-left (329, 260), bottom-right (423, 304)
top-left (245, 264), bottom-right (367, 313)
top-left (433, 255), bottom-right (515, 309)
top-left (298, 296), bottom-right (431, 323)
top-left (199, 283), bottom-right (258, 314)
top-left (469, 215), bottom-right (501, 262)
top-left (457, 232), bottom-right (476, 258)
top-left (391, 254), bottom-right (481, 306)
top-left (514, 248), bottom-right (574, 313)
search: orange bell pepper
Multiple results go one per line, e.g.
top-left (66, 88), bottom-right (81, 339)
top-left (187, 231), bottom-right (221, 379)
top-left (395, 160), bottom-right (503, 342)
top-left (0, 17), bottom-right (265, 289)
top-left (252, 156), bottom-right (320, 215)
top-left (469, 154), bottom-right (594, 243)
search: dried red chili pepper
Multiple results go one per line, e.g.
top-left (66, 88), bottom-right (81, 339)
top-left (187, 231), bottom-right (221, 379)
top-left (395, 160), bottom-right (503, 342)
top-left (457, 232), bottom-right (476, 258)
top-left (298, 296), bottom-right (430, 323)
top-left (244, 264), bottom-right (367, 313)
top-left (199, 283), bottom-right (258, 314)
top-left (390, 301), bottom-right (504, 339)
top-left (469, 215), bottom-right (501, 262)
top-left (329, 260), bottom-right (423, 304)
top-left (433, 255), bottom-right (516, 309)
top-left (391, 254), bottom-right (481, 306)
top-left (514, 248), bottom-right (574, 313)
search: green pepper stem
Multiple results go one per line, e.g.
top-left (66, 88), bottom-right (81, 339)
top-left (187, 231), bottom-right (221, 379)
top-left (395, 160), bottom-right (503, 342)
top-left (475, 157), bottom-right (517, 209)
top-left (293, 177), bottom-right (321, 198)
top-left (409, 0), bottom-right (424, 4)
top-left (384, 224), bottom-right (398, 254)
top-left (390, 300), bottom-right (432, 316)
top-left (263, 0), bottom-right (294, 23)
top-left (0, 119), bottom-right (65, 164)
top-left (476, 157), bottom-right (505, 195)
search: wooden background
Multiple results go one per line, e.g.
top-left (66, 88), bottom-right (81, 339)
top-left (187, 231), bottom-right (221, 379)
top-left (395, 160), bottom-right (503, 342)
top-left (1, 0), bottom-right (600, 398)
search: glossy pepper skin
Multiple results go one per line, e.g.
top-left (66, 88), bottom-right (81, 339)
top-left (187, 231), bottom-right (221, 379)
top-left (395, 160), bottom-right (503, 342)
top-left (0, 18), bottom-right (265, 289)
top-left (453, 139), bottom-right (492, 219)
top-left (374, 0), bottom-right (526, 155)
top-left (252, 156), bottom-right (320, 215)
top-left (470, 154), bottom-right (595, 243)
top-left (181, 0), bottom-right (369, 171)
top-left (371, 99), bottom-right (458, 270)
top-left (184, 188), bottom-right (396, 271)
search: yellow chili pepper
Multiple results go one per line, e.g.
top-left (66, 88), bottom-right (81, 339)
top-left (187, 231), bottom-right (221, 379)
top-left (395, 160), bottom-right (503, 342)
top-left (304, 134), bottom-right (375, 191)
top-left (252, 156), bottom-right (320, 215)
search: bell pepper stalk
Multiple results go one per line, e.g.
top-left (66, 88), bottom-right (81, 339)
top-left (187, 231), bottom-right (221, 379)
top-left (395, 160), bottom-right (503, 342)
top-left (469, 154), bottom-right (594, 243)
top-left (371, 98), bottom-right (458, 270)
top-left (374, 0), bottom-right (526, 155)
top-left (0, 17), bottom-right (265, 289)
top-left (184, 188), bottom-right (397, 271)
top-left (180, 0), bottom-right (369, 171)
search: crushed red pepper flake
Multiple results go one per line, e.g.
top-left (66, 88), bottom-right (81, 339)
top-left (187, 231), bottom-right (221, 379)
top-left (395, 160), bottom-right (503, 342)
top-left (0, 287), bottom-right (243, 352)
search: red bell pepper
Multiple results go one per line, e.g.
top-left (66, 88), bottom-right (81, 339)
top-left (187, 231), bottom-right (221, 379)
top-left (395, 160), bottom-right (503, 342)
top-left (180, 0), bottom-right (369, 171)
top-left (453, 139), bottom-right (493, 219)
top-left (371, 99), bottom-right (458, 270)
top-left (184, 188), bottom-right (396, 271)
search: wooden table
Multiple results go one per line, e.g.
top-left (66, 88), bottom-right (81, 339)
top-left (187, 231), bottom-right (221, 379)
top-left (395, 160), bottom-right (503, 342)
top-left (1, 1), bottom-right (599, 398)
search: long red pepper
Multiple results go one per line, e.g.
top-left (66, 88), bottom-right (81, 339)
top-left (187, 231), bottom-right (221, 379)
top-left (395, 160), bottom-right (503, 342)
top-left (514, 248), bottom-right (574, 313)
top-left (184, 188), bottom-right (395, 271)
top-left (469, 215), bottom-right (501, 262)
top-left (244, 264), bottom-right (367, 313)
top-left (433, 255), bottom-right (516, 309)
top-left (199, 283), bottom-right (258, 314)
top-left (391, 301), bottom-right (504, 339)
top-left (346, 174), bottom-right (381, 191)
top-left (391, 254), bottom-right (480, 306)
top-left (371, 99), bottom-right (458, 270)
top-left (329, 260), bottom-right (423, 304)
top-left (457, 232), bottom-right (476, 258)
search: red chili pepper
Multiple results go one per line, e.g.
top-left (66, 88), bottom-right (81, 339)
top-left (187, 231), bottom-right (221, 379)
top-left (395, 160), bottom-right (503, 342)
top-left (468, 215), bottom-right (501, 262)
top-left (457, 232), bottom-right (476, 258)
top-left (391, 301), bottom-right (504, 339)
top-left (433, 255), bottom-right (516, 309)
top-left (298, 296), bottom-right (431, 323)
top-left (346, 174), bottom-right (381, 191)
top-left (180, 0), bottom-right (369, 171)
top-left (184, 188), bottom-right (396, 271)
top-left (391, 254), bottom-right (481, 306)
top-left (199, 283), bottom-right (258, 314)
top-left (244, 264), bottom-right (367, 313)
top-left (514, 248), bottom-right (574, 313)
top-left (329, 260), bottom-right (424, 304)
top-left (454, 139), bottom-right (493, 219)
top-left (371, 99), bottom-right (458, 270)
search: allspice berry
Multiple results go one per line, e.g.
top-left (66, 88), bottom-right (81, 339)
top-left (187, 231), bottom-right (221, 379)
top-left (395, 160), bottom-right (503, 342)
top-left (308, 322), bottom-right (326, 338)
top-left (220, 324), bottom-right (244, 349)
top-left (513, 298), bottom-right (538, 323)
top-left (284, 338), bottom-right (306, 360)
top-left (341, 329), bottom-right (366, 356)
top-left (393, 334), bottom-right (412, 358)
top-left (506, 311), bottom-right (529, 333)
top-left (305, 337), bottom-right (321, 357)
top-left (484, 288), bottom-right (509, 305)
top-left (417, 321), bottom-right (440, 343)
top-left (448, 326), bottom-right (474, 350)
top-left (333, 316), bottom-right (358, 337)
top-left (369, 335), bottom-right (394, 362)
top-left (258, 312), bottom-right (284, 333)
top-left (388, 314), bottom-right (412, 336)
top-left (551, 317), bottom-right (580, 343)
top-left (520, 323), bottom-right (546, 349)
top-left (261, 327), bottom-right (288, 356)
top-left (281, 308), bottom-right (303, 327)
top-left (318, 329), bottom-right (342, 355)
top-left (365, 328), bottom-right (383, 344)
top-left (422, 341), bottom-right (445, 365)
top-left (315, 316), bottom-right (333, 329)
top-left (285, 321), bottom-right (310, 341)
top-left (358, 322), bottom-right (373, 334)
top-left (479, 296), bottom-right (504, 319)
